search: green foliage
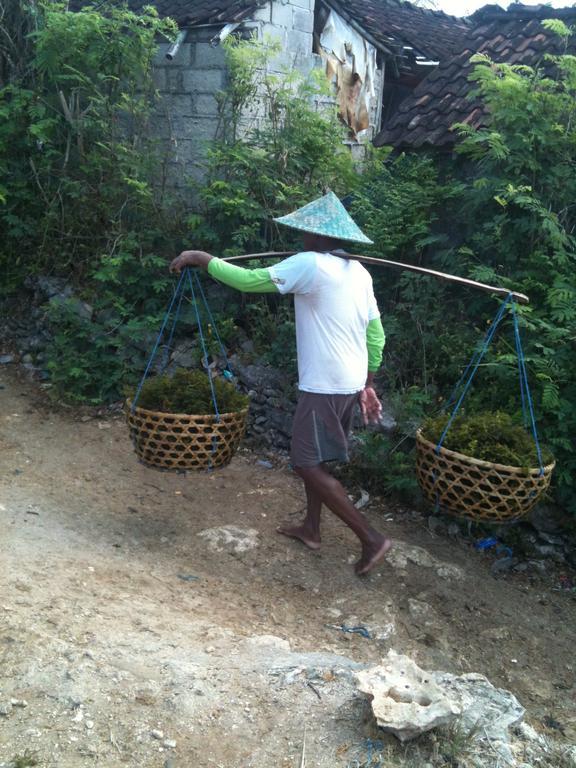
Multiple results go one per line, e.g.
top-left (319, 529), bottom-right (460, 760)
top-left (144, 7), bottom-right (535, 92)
top-left (46, 300), bottom-right (123, 404)
top-left (242, 298), bottom-right (297, 374)
top-left (343, 431), bottom-right (419, 502)
top-left (133, 368), bottom-right (249, 414)
top-left (342, 388), bottom-right (432, 503)
top-left (353, 152), bottom-right (453, 261)
top-left (422, 411), bottom-right (554, 468)
top-left (196, 33), bottom-right (358, 256)
top-left (0, 1), bottom-right (177, 288)
top-left (47, 246), bottom-right (170, 404)
top-left (1, 1), bottom-right (185, 402)
top-left (352, 153), bottom-right (475, 398)
top-left (364, 35), bottom-right (576, 515)
top-left (450, 48), bottom-right (576, 512)
top-left (12, 752), bottom-right (38, 768)
top-left (432, 720), bottom-right (481, 767)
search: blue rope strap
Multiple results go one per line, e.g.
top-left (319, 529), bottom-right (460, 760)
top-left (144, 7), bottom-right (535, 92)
top-left (187, 269), bottom-right (221, 423)
top-left (131, 269), bottom-right (186, 411)
top-left (131, 268), bottom-right (229, 435)
top-left (512, 302), bottom-right (545, 474)
top-left (192, 269), bottom-right (234, 379)
top-left (161, 276), bottom-right (186, 372)
top-left (432, 293), bottom-right (546, 508)
top-left (346, 739), bottom-right (385, 767)
top-left (436, 293), bottom-right (514, 453)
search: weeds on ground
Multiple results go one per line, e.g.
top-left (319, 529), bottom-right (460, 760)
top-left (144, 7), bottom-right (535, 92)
top-left (525, 741), bottom-right (576, 768)
top-left (430, 720), bottom-right (481, 766)
top-left (12, 752), bottom-right (39, 768)
top-left (345, 719), bottom-right (481, 767)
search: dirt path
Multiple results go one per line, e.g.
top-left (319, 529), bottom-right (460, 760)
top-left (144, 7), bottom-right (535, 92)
top-left (1, 369), bottom-right (574, 767)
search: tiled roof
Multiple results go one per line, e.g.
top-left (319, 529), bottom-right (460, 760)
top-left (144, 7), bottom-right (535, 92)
top-left (69, 0), bottom-right (265, 26)
top-left (375, 3), bottom-right (576, 150)
top-left (327, 0), bottom-right (469, 67)
top-left (72, 0), bottom-right (468, 59)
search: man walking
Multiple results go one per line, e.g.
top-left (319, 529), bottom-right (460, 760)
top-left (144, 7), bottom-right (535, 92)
top-left (170, 192), bottom-right (392, 575)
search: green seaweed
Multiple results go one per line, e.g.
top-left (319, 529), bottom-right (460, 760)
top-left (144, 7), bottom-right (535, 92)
top-left (422, 411), bottom-right (554, 469)
top-left (130, 369), bottom-right (249, 415)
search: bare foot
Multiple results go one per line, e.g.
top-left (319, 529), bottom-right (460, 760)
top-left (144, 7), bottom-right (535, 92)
top-left (277, 525), bottom-right (321, 551)
top-left (355, 537), bottom-right (393, 576)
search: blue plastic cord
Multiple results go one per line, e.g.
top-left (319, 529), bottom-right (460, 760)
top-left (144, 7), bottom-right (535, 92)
top-left (443, 335), bottom-right (487, 413)
top-left (512, 302), bottom-right (528, 426)
top-left (161, 276), bottom-right (186, 372)
top-left (436, 293), bottom-right (514, 453)
top-left (511, 303), bottom-right (545, 474)
top-left (192, 269), bottom-right (234, 377)
top-left (187, 269), bottom-right (220, 422)
top-left (347, 740), bottom-right (384, 768)
top-left (131, 269), bottom-right (186, 411)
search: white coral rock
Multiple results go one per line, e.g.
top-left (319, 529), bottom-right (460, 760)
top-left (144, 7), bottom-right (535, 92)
top-left (355, 650), bottom-right (461, 742)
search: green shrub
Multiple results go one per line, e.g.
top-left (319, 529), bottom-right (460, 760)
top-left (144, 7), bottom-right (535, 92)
top-left (343, 432), bottom-right (420, 503)
top-left (0, 1), bottom-right (177, 287)
top-left (356, 25), bottom-right (576, 515)
top-left (195, 33), bottom-right (358, 256)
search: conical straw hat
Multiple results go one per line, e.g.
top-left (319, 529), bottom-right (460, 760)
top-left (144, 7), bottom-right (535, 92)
top-left (273, 191), bottom-right (373, 245)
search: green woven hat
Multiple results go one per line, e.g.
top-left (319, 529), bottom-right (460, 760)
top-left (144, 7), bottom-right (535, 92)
top-left (273, 192), bottom-right (373, 245)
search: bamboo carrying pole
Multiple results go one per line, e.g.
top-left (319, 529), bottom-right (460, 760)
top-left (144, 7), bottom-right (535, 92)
top-left (222, 251), bottom-right (530, 305)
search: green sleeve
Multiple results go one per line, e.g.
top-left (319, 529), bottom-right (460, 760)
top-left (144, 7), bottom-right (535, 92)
top-left (366, 317), bottom-right (385, 372)
top-left (207, 258), bottom-right (279, 293)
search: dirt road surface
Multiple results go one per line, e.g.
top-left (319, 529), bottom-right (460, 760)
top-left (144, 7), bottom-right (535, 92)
top-left (1, 369), bottom-right (574, 767)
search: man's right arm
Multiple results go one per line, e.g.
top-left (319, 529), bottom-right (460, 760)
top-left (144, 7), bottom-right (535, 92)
top-left (208, 258), bottom-right (279, 293)
top-left (169, 251), bottom-right (279, 293)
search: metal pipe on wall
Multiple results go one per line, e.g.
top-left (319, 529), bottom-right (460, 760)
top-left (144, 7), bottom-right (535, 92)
top-left (166, 30), bottom-right (187, 61)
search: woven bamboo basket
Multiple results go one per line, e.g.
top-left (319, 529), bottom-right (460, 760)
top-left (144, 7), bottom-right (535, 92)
top-left (415, 429), bottom-right (555, 523)
top-left (126, 399), bottom-right (248, 470)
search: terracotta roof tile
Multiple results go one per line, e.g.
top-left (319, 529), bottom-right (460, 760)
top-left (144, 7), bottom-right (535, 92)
top-left (69, 0), bottom-right (265, 26)
top-left (375, 4), bottom-right (576, 150)
top-left (327, 0), bottom-right (469, 65)
top-left (69, 0), bottom-right (469, 68)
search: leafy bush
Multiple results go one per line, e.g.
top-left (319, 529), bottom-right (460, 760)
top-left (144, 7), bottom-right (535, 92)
top-left (185, 33), bottom-right (357, 373)
top-left (356, 26), bottom-right (576, 514)
top-left (0, 1), bottom-right (177, 288)
top-left (343, 432), bottom-right (420, 503)
top-left (132, 369), bottom-right (249, 414)
top-left (194, 33), bottom-right (358, 256)
top-left (45, 300), bottom-right (124, 405)
top-left (7, 15), bottom-right (356, 398)
top-left (44, 240), bottom-right (177, 403)
top-left (340, 388), bottom-right (433, 503)
top-left (351, 152), bottom-right (474, 397)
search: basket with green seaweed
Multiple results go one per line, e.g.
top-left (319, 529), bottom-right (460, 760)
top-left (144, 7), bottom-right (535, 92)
top-left (416, 411), bottom-right (555, 523)
top-left (126, 369), bottom-right (249, 471)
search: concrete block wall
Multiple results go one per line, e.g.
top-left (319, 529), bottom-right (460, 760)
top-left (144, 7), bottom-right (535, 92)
top-left (253, 0), bottom-right (314, 72)
top-left (238, 1), bottom-right (318, 136)
top-left (152, 28), bottom-right (228, 194)
top-left (241, 1), bottom-right (383, 157)
top-left (150, 1), bottom-right (319, 193)
top-left (149, 1), bottom-right (383, 197)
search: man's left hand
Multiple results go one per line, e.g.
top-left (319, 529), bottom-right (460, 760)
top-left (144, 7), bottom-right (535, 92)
top-left (360, 386), bottom-right (383, 425)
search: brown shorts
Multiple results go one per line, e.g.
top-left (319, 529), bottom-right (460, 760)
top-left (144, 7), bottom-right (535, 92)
top-left (290, 391), bottom-right (360, 468)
